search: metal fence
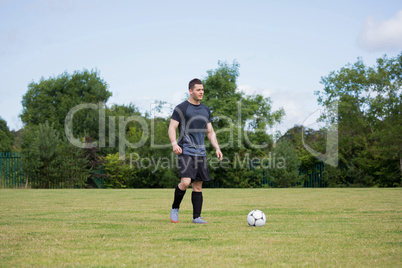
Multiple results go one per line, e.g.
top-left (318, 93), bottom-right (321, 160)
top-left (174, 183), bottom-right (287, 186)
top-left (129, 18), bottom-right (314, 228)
top-left (205, 161), bottom-right (328, 188)
top-left (249, 161), bottom-right (327, 188)
top-left (0, 152), bottom-right (104, 189)
top-left (1, 152), bottom-right (328, 189)
top-left (0, 152), bottom-right (28, 188)
top-left (299, 162), bottom-right (326, 187)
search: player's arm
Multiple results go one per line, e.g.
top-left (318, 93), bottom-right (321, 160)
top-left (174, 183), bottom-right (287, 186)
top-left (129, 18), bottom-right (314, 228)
top-left (168, 119), bottom-right (182, 155)
top-left (206, 122), bottom-right (223, 161)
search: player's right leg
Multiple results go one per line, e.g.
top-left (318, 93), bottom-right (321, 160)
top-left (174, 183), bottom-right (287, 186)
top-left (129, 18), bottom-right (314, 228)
top-left (170, 177), bottom-right (191, 223)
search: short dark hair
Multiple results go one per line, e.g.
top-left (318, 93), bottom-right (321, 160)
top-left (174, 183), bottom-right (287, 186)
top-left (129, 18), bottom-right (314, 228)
top-left (189, 78), bottom-right (203, 90)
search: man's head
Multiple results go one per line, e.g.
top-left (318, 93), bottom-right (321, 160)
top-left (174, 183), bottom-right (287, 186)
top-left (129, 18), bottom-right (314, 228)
top-left (189, 78), bottom-right (203, 90)
top-left (188, 78), bottom-right (204, 103)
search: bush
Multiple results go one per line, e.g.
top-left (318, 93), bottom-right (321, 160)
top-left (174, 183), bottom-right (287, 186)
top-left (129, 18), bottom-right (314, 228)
top-left (21, 122), bottom-right (90, 188)
top-left (267, 140), bottom-right (301, 187)
top-left (103, 153), bottom-right (135, 188)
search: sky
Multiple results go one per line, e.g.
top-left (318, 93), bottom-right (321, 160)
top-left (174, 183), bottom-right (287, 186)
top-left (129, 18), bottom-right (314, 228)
top-left (1, 0), bottom-right (401, 135)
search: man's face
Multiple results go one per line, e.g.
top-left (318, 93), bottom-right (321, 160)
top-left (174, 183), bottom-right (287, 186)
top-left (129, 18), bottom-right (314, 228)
top-left (189, 84), bottom-right (204, 101)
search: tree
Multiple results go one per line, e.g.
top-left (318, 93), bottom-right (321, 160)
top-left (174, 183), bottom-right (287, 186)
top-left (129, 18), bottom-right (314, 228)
top-left (21, 122), bottom-right (89, 188)
top-left (315, 53), bottom-right (402, 186)
top-left (20, 69), bottom-right (112, 141)
top-left (0, 117), bottom-right (14, 152)
top-left (101, 102), bottom-right (143, 156)
top-left (267, 140), bottom-right (301, 187)
top-left (203, 61), bottom-right (284, 140)
top-left (19, 69), bottom-right (112, 188)
top-left (279, 125), bottom-right (323, 170)
top-left (201, 60), bottom-right (285, 187)
top-left (99, 61), bottom-right (287, 188)
top-left (81, 136), bottom-right (108, 187)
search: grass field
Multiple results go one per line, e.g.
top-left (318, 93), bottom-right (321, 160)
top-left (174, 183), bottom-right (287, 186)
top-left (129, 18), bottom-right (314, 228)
top-left (0, 188), bottom-right (401, 267)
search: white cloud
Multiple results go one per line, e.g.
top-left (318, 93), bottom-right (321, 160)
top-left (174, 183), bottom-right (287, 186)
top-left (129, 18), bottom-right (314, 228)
top-left (359, 10), bottom-right (402, 52)
top-left (237, 84), bottom-right (276, 98)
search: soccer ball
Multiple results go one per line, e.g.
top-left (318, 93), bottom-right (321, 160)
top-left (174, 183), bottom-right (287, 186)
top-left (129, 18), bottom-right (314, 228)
top-left (247, 210), bottom-right (266, 227)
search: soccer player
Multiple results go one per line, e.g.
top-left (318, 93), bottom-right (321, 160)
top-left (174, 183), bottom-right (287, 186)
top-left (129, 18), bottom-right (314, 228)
top-left (169, 78), bottom-right (223, 224)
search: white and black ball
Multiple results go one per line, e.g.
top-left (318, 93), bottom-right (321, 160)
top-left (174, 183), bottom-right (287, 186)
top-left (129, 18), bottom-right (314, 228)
top-left (247, 210), bottom-right (266, 227)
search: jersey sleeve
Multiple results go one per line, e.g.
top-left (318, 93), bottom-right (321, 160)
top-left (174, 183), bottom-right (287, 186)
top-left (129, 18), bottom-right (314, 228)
top-left (205, 105), bottom-right (211, 123)
top-left (171, 101), bottom-right (188, 123)
top-left (171, 107), bottom-right (181, 123)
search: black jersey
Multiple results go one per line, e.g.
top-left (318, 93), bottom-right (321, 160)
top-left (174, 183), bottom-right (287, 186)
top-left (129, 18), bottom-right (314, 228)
top-left (171, 101), bottom-right (211, 156)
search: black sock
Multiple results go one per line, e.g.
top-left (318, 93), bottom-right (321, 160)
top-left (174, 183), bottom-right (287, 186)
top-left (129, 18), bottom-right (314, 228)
top-left (172, 185), bottom-right (186, 209)
top-left (192, 191), bottom-right (203, 219)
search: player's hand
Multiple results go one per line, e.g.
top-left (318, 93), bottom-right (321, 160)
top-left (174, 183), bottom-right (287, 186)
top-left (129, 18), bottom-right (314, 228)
top-left (216, 149), bottom-right (223, 161)
top-left (172, 144), bottom-right (182, 155)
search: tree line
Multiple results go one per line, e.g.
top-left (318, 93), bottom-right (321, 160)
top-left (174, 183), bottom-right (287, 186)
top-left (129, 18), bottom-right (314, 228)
top-left (0, 54), bottom-right (400, 188)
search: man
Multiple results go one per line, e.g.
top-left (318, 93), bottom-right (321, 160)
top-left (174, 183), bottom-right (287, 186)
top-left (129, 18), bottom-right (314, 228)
top-left (169, 78), bottom-right (223, 224)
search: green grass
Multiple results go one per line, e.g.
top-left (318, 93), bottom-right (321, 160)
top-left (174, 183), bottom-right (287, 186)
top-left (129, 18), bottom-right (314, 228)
top-left (0, 188), bottom-right (401, 267)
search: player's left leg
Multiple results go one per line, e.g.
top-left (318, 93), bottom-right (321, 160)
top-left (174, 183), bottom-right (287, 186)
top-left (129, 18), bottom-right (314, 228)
top-left (191, 181), bottom-right (208, 224)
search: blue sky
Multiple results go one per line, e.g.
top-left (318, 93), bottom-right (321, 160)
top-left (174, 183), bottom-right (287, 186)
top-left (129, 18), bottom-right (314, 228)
top-left (1, 0), bottom-right (401, 134)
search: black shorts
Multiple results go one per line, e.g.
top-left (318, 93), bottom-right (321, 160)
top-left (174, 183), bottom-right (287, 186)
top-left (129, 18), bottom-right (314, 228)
top-left (177, 154), bottom-right (211, 182)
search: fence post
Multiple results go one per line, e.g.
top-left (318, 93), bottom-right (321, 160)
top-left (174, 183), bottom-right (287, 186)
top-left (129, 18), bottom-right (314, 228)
top-left (0, 153), bottom-right (2, 188)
